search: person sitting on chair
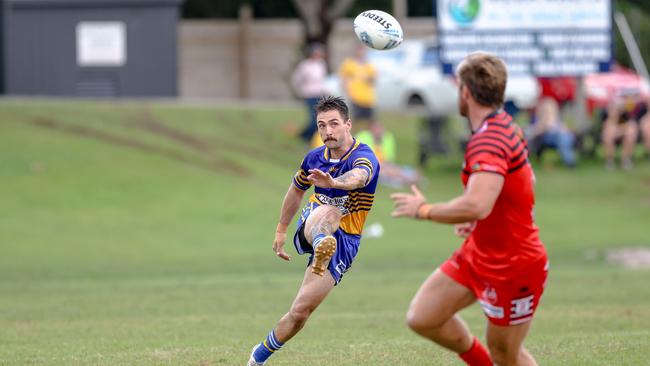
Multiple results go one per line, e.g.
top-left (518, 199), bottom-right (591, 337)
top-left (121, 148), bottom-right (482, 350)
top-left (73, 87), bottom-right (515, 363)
top-left (529, 97), bottom-right (577, 168)
top-left (602, 89), bottom-right (642, 170)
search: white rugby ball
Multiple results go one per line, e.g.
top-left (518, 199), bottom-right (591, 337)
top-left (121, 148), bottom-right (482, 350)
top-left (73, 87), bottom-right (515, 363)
top-left (353, 10), bottom-right (403, 50)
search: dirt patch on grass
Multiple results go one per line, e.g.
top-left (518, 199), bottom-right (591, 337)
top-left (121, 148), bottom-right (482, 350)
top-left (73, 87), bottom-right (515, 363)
top-left (606, 247), bottom-right (650, 268)
top-left (129, 110), bottom-right (213, 154)
top-left (130, 110), bottom-right (272, 163)
top-left (27, 116), bottom-right (249, 176)
top-left (127, 108), bottom-right (298, 172)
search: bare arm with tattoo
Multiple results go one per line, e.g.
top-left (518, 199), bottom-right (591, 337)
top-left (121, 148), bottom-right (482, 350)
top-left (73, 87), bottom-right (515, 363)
top-left (307, 168), bottom-right (369, 190)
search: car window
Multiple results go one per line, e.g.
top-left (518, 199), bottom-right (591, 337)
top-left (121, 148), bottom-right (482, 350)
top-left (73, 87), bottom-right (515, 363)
top-left (422, 47), bottom-right (440, 66)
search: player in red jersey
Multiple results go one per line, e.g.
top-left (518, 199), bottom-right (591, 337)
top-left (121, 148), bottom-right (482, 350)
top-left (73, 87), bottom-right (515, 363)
top-left (391, 53), bottom-right (548, 366)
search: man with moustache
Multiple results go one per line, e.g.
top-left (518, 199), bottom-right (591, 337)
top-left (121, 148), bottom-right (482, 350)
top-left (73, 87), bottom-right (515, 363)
top-left (247, 96), bottom-right (380, 365)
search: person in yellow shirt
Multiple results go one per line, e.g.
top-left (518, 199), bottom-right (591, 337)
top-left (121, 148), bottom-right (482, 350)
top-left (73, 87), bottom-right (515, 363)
top-left (339, 45), bottom-right (377, 128)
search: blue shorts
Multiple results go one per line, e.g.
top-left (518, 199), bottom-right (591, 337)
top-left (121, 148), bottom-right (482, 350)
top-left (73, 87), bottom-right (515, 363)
top-left (293, 202), bottom-right (361, 284)
top-left (352, 103), bottom-right (374, 121)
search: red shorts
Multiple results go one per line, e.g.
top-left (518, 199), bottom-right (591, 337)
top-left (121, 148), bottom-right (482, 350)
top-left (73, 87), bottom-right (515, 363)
top-left (440, 250), bottom-right (548, 326)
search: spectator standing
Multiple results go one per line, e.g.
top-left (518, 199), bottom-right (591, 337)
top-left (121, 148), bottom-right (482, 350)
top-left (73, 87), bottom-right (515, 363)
top-left (291, 43), bottom-right (327, 143)
top-left (338, 45), bottom-right (377, 128)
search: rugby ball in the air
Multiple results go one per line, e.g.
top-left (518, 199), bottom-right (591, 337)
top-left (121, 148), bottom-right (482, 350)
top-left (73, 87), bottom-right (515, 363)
top-left (353, 10), bottom-right (403, 50)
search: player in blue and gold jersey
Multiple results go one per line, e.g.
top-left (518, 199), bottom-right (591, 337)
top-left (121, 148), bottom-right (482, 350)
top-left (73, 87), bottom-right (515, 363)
top-left (247, 96), bottom-right (380, 366)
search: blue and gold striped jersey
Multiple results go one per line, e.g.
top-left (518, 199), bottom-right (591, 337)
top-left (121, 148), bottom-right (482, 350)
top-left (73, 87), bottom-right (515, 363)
top-left (293, 139), bottom-right (380, 235)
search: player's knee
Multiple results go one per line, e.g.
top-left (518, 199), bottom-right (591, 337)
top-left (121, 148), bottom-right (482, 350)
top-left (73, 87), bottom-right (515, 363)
top-left (487, 340), bottom-right (518, 366)
top-left (405, 310), bottom-right (422, 333)
top-left (288, 303), bottom-right (314, 326)
top-left (406, 308), bottom-right (444, 334)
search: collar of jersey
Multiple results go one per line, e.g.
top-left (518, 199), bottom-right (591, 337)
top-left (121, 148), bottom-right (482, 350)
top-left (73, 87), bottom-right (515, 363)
top-left (474, 109), bottom-right (505, 134)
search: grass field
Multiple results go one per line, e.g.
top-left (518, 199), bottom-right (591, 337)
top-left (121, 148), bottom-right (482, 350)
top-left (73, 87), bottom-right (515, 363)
top-left (1, 99), bottom-right (649, 365)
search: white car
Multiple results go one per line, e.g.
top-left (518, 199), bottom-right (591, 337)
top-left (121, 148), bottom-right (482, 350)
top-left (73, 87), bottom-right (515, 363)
top-left (326, 39), bottom-right (540, 116)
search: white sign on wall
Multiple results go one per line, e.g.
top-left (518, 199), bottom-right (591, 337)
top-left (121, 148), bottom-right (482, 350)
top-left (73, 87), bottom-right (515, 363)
top-left (437, 0), bottom-right (612, 76)
top-left (76, 21), bottom-right (126, 67)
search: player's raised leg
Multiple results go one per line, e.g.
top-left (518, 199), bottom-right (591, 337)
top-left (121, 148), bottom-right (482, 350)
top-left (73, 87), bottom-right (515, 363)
top-left (303, 204), bottom-right (341, 276)
top-left (486, 321), bottom-right (537, 366)
top-left (406, 269), bottom-right (492, 366)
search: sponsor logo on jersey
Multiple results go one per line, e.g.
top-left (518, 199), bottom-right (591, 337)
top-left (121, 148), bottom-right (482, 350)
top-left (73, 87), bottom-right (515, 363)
top-left (334, 260), bottom-right (347, 275)
top-left (479, 300), bottom-right (504, 319)
top-left (510, 295), bottom-right (535, 319)
top-left (316, 194), bottom-right (350, 215)
top-left (508, 294), bottom-right (535, 325)
top-left (472, 163), bottom-right (499, 172)
top-left (482, 286), bottom-right (498, 304)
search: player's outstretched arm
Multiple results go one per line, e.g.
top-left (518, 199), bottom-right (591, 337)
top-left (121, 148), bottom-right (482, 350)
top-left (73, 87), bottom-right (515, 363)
top-left (273, 184), bottom-right (306, 261)
top-left (391, 172), bottom-right (504, 224)
top-left (307, 168), bottom-right (369, 190)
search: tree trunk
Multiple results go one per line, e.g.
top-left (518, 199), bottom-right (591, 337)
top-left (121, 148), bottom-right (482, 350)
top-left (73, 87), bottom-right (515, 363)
top-left (291, 0), bottom-right (355, 71)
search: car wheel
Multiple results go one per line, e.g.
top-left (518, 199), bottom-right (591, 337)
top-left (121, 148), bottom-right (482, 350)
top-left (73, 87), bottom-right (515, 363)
top-left (407, 94), bottom-right (424, 106)
top-left (406, 94), bottom-right (430, 116)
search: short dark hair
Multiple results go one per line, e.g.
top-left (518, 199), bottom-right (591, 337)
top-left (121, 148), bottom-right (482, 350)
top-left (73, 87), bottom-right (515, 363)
top-left (314, 96), bottom-right (350, 121)
top-left (457, 53), bottom-right (507, 108)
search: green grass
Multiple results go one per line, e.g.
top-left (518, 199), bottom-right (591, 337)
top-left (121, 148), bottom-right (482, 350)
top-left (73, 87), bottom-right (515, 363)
top-left (1, 100), bottom-right (649, 365)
